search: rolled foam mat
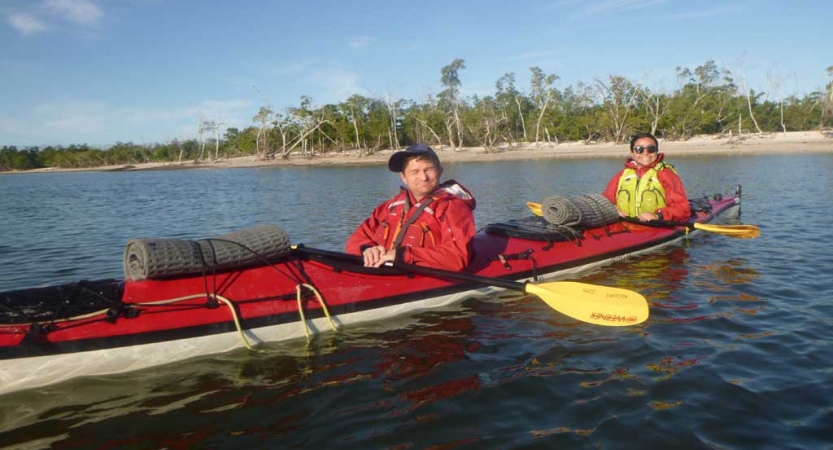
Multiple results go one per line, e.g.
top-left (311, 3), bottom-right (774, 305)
top-left (569, 193), bottom-right (620, 228)
top-left (541, 195), bottom-right (582, 227)
top-left (124, 225), bottom-right (291, 281)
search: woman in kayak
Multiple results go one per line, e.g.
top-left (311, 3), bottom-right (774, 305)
top-left (346, 144), bottom-right (476, 270)
top-left (602, 132), bottom-right (691, 222)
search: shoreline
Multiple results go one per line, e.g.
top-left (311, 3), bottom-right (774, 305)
top-left (5, 131), bottom-right (833, 174)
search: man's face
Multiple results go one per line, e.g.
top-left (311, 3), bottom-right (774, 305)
top-left (399, 157), bottom-right (442, 202)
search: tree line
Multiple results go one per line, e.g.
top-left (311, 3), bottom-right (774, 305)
top-left (3, 60), bottom-right (832, 172)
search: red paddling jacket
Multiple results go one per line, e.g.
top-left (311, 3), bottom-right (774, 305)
top-left (602, 153), bottom-right (691, 222)
top-left (346, 180), bottom-right (476, 271)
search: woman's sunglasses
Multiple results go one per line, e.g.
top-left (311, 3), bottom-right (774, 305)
top-left (633, 145), bottom-right (658, 154)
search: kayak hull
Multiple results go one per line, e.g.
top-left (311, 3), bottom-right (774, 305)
top-left (0, 193), bottom-right (741, 395)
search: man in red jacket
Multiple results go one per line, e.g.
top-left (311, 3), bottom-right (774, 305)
top-left (602, 133), bottom-right (690, 222)
top-left (346, 144), bottom-right (476, 270)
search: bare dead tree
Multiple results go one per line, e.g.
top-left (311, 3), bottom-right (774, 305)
top-left (439, 59), bottom-right (466, 151)
top-left (386, 93), bottom-right (400, 151)
top-left (466, 98), bottom-right (505, 153)
top-left (763, 68), bottom-right (787, 134)
top-left (271, 111), bottom-right (291, 157)
top-left (196, 120), bottom-right (223, 162)
top-left (740, 74), bottom-right (763, 134)
top-left (822, 66), bottom-right (833, 131)
top-left (350, 102), bottom-right (362, 152)
top-left (196, 120), bottom-right (208, 163)
top-left (530, 67), bottom-right (559, 147)
top-left (445, 116), bottom-right (457, 150)
top-left (495, 72), bottom-right (526, 144)
top-left (636, 85), bottom-right (667, 136)
top-left (213, 122), bottom-right (224, 160)
top-left (411, 115), bottom-right (444, 147)
top-left (253, 107), bottom-right (273, 160)
top-left (727, 57), bottom-right (763, 135)
top-left (515, 95), bottom-right (527, 142)
top-left (278, 119), bottom-right (332, 159)
top-left (595, 76), bottom-right (639, 143)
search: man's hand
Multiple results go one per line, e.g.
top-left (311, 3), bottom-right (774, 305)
top-left (362, 245), bottom-right (396, 267)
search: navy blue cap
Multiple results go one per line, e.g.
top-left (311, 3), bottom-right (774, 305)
top-left (388, 144), bottom-right (437, 172)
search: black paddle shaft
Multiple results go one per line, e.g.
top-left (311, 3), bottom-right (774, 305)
top-left (293, 245), bottom-right (526, 292)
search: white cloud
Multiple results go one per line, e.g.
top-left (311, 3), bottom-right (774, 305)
top-left (668, 6), bottom-right (744, 20)
top-left (310, 66), bottom-right (366, 102)
top-left (504, 51), bottom-right (559, 62)
top-left (548, 0), bottom-right (586, 8)
top-left (5, 0), bottom-right (102, 36)
top-left (44, 0), bottom-right (102, 25)
top-left (128, 99), bottom-right (253, 124)
top-left (269, 60), bottom-right (317, 76)
top-left (7, 12), bottom-right (48, 35)
top-left (33, 101), bottom-right (108, 134)
top-left (587, 0), bottom-right (670, 14)
top-left (4, 98), bottom-right (254, 147)
top-left (557, 0), bottom-right (671, 18)
top-left (0, 116), bottom-right (31, 139)
top-left (349, 36), bottom-right (376, 49)
top-left (45, 115), bottom-right (106, 134)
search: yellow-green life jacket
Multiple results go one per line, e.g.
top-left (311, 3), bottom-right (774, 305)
top-left (615, 162), bottom-right (677, 216)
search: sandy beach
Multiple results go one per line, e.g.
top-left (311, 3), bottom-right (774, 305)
top-left (9, 130), bottom-right (833, 174)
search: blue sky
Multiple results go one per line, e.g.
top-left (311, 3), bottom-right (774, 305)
top-left (2, 0), bottom-right (830, 148)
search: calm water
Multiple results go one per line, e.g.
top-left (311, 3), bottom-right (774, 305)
top-left (1, 153), bottom-right (832, 449)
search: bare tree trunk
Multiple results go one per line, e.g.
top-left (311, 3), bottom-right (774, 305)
top-left (738, 75), bottom-right (763, 134)
top-left (176, 140), bottom-right (184, 165)
top-left (514, 96), bottom-right (527, 141)
top-left (213, 122), bottom-right (223, 160)
top-left (350, 104), bottom-right (361, 153)
top-left (595, 77), bottom-right (638, 143)
top-left (387, 95), bottom-right (399, 150)
top-left (453, 106), bottom-right (463, 150)
top-left (637, 89), bottom-right (663, 136)
top-left (534, 93), bottom-right (551, 147)
top-left (273, 118), bottom-right (288, 157)
top-left (446, 117), bottom-right (456, 151)
top-left (745, 90), bottom-right (763, 134)
top-left (280, 120), bottom-right (331, 159)
top-left (549, 123), bottom-right (560, 144)
top-left (196, 123), bottom-right (206, 163)
top-left (255, 128), bottom-right (263, 159)
top-left (780, 102), bottom-right (787, 134)
top-left (412, 116), bottom-right (444, 146)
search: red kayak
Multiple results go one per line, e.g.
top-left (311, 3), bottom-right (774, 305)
top-left (0, 187), bottom-right (748, 395)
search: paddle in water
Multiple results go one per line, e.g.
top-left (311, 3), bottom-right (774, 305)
top-left (526, 202), bottom-right (760, 239)
top-left (397, 262), bottom-right (649, 326)
top-left (293, 245), bottom-right (649, 327)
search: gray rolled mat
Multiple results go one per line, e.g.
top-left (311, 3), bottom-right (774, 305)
top-left (569, 193), bottom-right (621, 228)
top-left (541, 195), bottom-right (582, 227)
top-left (124, 225), bottom-right (291, 281)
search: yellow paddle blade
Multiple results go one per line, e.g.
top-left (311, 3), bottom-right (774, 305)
top-left (527, 201), bottom-right (543, 216)
top-left (692, 223), bottom-right (760, 239)
top-left (525, 281), bottom-right (649, 326)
